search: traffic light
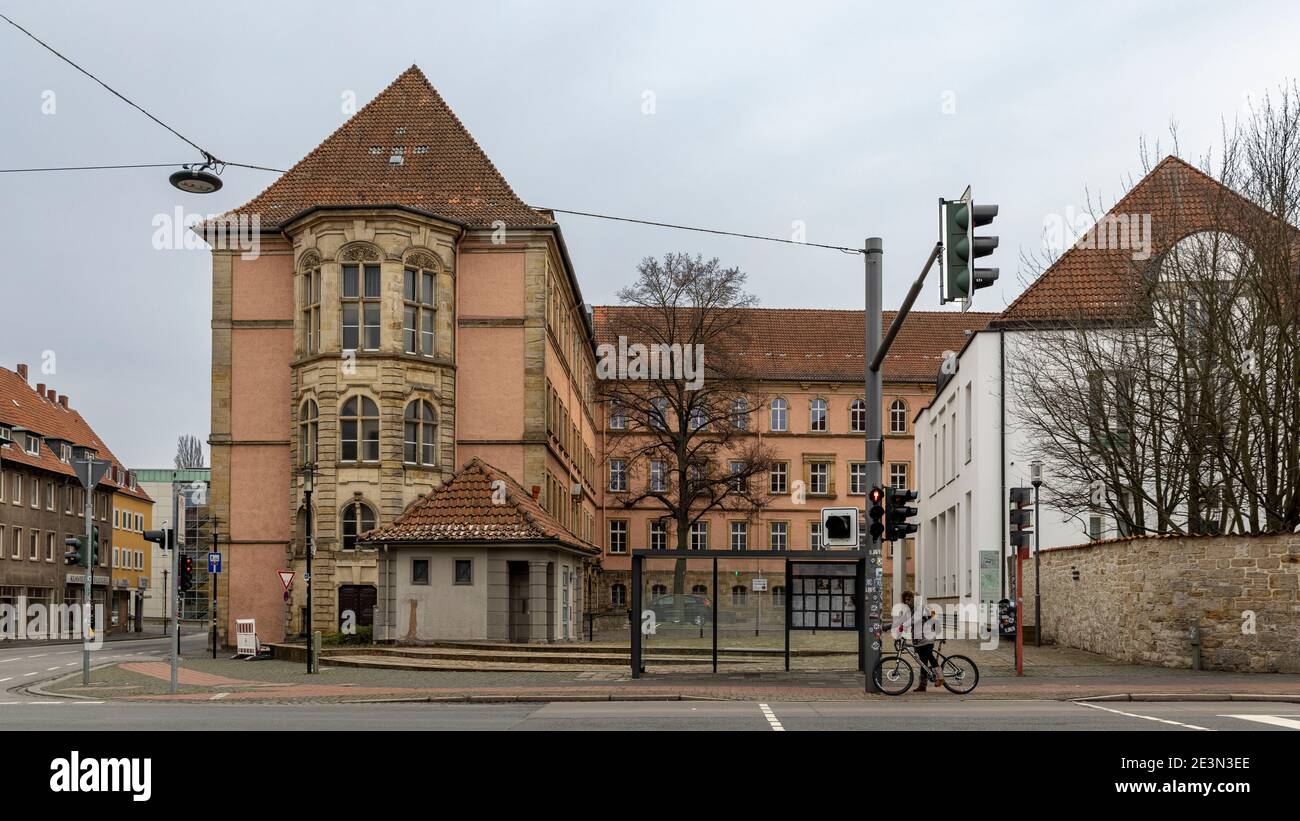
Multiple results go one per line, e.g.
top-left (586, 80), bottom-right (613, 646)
top-left (64, 536), bottom-right (84, 566)
top-left (144, 528), bottom-right (175, 551)
top-left (90, 525), bottom-right (100, 566)
top-left (178, 554), bottom-right (195, 592)
top-left (867, 486), bottom-right (886, 543)
top-left (941, 196), bottom-right (999, 305)
top-left (885, 487), bottom-right (919, 542)
top-left (1009, 487), bottom-right (1033, 550)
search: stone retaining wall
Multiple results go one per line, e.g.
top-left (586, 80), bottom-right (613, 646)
top-left (1021, 531), bottom-right (1299, 673)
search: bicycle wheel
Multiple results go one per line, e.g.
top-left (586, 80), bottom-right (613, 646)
top-left (939, 654), bottom-right (979, 694)
top-left (873, 655), bottom-right (914, 696)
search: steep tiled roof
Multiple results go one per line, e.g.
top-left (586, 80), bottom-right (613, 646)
top-left (994, 155), bottom-right (1294, 327)
top-left (360, 458), bottom-right (598, 554)
top-left (592, 306), bottom-right (995, 383)
top-left (0, 366), bottom-right (152, 503)
top-left (223, 66), bottom-right (553, 231)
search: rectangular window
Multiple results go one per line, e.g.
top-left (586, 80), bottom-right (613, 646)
top-left (113, 546), bottom-right (120, 567)
top-left (13, 527), bottom-right (22, 559)
top-left (46, 532), bottom-right (55, 562)
top-left (0, 469), bottom-right (5, 502)
top-left (690, 522), bottom-right (708, 550)
top-left (608, 520), bottom-right (628, 554)
top-left (45, 482), bottom-right (54, 511)
top-left (729, 460), bottom-right (746, 492)
top-left (31, 477), bottom-right (39, 508)
top-left (303, 267), bottom-right (321, 354)
top-left (341, 263), bottom-right (381, 350)
top-left (649, 460), bottom-right (667, 493)
top-left (411, 558), bottom-right (430, 585)
top-left (649, 519), bottom-right (667, 551)
top-left (809, 463), bottom-right (829, 495)
top-left (849, 462), bottom-right (866, 495)
top-left (0, 525), bottom-right (5, 558)
top-left (29, 530), bottom-right (39, 561)
top-left (609, 401), bottom-right (626, 430)
top-left (890, 463), bottom-right (910, 490)
top-left (403, 266), bottom-right (436, 356)
top-left (454, 558), bottom-right (473, 585)
top-left (810, 400), bottom-right (827, 432)
top-left (25, 434), bottom-right (39, 456)
top-left (770, 400), bottom-right (787, 432)
top-left (770, 462), bottom-right (788, 494)
top-left (729, 521), bottom-right (748, 551)
top-left (769, 521), bottom-right (788, 551)
top-left (810, 521), bottom-right (823, 550)
top-left (608, 459), bottom-right (627, 492)
top-left (12, 474), bottom-right (20, 505)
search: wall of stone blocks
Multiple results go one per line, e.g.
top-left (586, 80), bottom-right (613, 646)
top-left (1022, 532), bottom-right (1299, 672)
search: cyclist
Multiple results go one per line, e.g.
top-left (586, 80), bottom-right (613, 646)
top-left (896, 590), bottom-right (943, 692)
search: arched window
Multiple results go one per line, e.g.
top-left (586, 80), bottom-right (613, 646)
top-left (810, 398), bottom-right (828, 432)
top-left (889, 399), bottom-right (908, 434)
top-left (771, 585), bottom-right (786, 607)
top-left (611, 583), bottom-right (627, 606)
top-left (689, 404), bottom-right (706, 431)
top-left (730, 585), bottom-right (748, 606)
top-left (770, 397), bottom-right (787, 432)
top-left (731, 396), bottom-right (749, 430)
top-left (340, 501), bottom-right (376, 551)
top-left (299, 399), bottom-right (318, 465)
top-left (691, 584), bottom-right (709, 595)
top-left (850, 399), bottom-right (867, 433)
top-left (403, 400), bottom-right (438, 465)
top-left (341, 257), bottom-right (381, 351)
top-left (403, 258), bottom-right (437, 356)
top-left (650, 584), bottom-right (667, 599)
top-left (301, 255), bottom-right (321, 354)
top-left (341, 396), bottom-right (379, 462)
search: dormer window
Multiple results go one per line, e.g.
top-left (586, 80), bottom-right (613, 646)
top-left (25, 434), bottom-right (39, 456)
top-left (60, 444), bottom-right (71, 463)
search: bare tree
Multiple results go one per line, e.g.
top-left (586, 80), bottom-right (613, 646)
top-left (598, 253), bottom-right (775, 593)
top-left (1009, 86), bottom-right (1300, 536)
top-left (175, 434), bottom-right (205, 469)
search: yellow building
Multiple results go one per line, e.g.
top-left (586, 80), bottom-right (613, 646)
top-left (110, 475), bottom-right (153, 633)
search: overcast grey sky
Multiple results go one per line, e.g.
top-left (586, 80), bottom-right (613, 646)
top-left (1, 0), bottom-right (1297, 468)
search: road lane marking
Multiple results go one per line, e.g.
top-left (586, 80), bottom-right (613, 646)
top-left (0, 658), bottom-right (23, 663)
top-left (72, 701), bottom-right (105, 705)
top-left (1219, 714), bottom-right (1300, 730)
top-left (1077, 701), bottom-right (1212, 731)
top-left (758, 703), bottom-right (785, 732)
top-left (0, 677), bottom-right (11, 682)
top-left (210, 693), bottom-right (230, 700)
top-left (23, 672), bottom-right (39, 677)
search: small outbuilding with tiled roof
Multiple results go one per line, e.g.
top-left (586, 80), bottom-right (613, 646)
top-left (361, 458), bottom-right (598, 643)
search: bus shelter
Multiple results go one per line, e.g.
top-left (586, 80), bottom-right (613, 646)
top-left (629, 548), bottom-right (876, 682)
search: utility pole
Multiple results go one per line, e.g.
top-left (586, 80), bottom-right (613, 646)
top-left (73, 456), bottom-right (109, 686)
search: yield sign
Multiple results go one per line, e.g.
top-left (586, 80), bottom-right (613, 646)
top-left (277, 570), bottom-right (295, 592)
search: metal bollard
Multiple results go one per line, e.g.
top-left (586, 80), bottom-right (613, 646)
top-left (312, 630), bottom-right (322, 672)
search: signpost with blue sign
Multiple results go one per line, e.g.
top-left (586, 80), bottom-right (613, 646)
top-left (208, 552), bottom-right (222, 574)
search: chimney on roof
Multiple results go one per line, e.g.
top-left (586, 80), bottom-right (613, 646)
top-left (16, 363), bottom-right (27, 381)
top-left (58, 394), bottom-right (68, 409)
top-left (36, 383), bottom-right (46, 396)
top-left (530, 485), bottom-right (541, 502)
top-left (46, 389), bottom-right (56, 402)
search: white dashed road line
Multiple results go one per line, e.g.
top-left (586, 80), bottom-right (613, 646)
top-left (0, 677), bottom-right (11, 683)
top-left (1077, 701), bottom-right (1212, 731)
top-left (758, 703), bottom-right (785, 731)
top-left (1219, 714), bottom-right (1300, 730)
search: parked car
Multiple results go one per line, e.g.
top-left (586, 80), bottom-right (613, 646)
top-left (649, 594), bottom-right (713, 626)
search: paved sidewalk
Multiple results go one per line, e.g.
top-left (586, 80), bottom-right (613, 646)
top-left (38, 651), bottom-right (1300, 704)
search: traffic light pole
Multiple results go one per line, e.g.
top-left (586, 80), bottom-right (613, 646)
top-left (82, 479), bottom-right (93, 685)
top-left (170, 476), bottom-right (180, 694)
top-left (863, 238), bottom-right (884, 693)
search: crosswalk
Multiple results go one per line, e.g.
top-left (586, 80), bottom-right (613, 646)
top-left (1218, 713), bottom-right (1300, 730)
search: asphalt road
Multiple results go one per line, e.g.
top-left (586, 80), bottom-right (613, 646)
top-left (0, 632), bottom-right (205, 703)
top-left (0, 695), bottom-right (1297, 731)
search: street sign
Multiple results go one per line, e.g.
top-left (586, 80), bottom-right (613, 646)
top-left (277, 570), bottom-right (294, 592)
top-left (208, 552), bottom-right (222, 574)
top-left (752, 577), bottom-right (767, 592)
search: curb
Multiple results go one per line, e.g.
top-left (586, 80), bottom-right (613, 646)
top-left (336, 692), bottom-right (706, 704)
top-left (19, 663), bottom-right (124, 701)
top-left (1074, 693), bottom-right (1300, 703)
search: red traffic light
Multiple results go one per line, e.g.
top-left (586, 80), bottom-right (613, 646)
top-left (869, 486), bottom-right (884, 504)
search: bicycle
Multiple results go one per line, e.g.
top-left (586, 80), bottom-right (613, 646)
top-left (873, 636), bottom-right (979, 696)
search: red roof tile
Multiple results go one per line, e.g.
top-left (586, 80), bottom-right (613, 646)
top-left (360, 458), bottom-right (597, 554)
top-left (223, 66), bottom-right (552, 231)
top-left (592, 306), bottom-right (995, 384)
top-left (994, 156), bottom-right (1296, 326)
top-left (0, 366), bottom-right (152, 503)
